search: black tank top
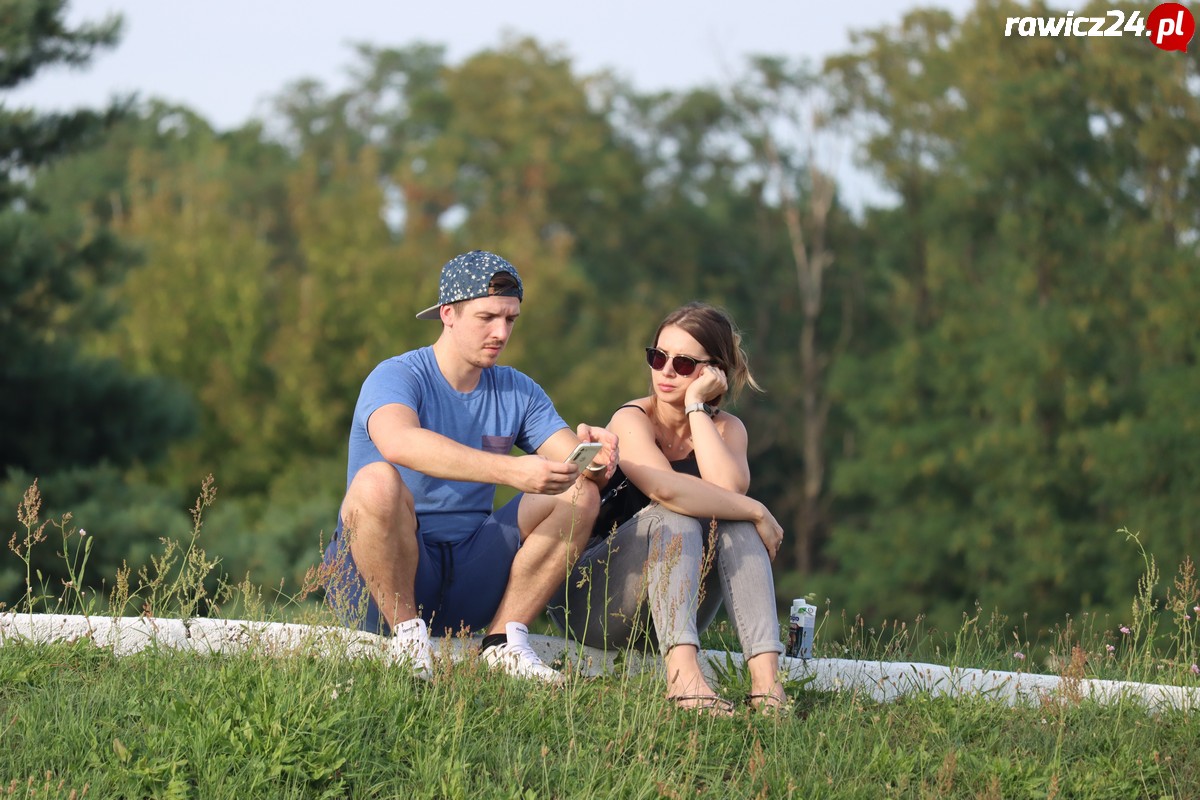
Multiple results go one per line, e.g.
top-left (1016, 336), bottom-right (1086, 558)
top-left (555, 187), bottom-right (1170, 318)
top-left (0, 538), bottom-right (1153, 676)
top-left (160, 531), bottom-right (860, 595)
top-left (593, 404), bottom-right (702, 537)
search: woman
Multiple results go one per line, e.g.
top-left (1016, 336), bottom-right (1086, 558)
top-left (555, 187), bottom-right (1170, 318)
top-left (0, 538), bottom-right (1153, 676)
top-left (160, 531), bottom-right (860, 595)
top-left (548, 302), bottom-right (787, 713)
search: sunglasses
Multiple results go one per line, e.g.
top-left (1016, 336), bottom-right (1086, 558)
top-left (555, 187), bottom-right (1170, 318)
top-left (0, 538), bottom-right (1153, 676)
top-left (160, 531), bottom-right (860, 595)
top-left (645, 347), bottom-right (714, 377)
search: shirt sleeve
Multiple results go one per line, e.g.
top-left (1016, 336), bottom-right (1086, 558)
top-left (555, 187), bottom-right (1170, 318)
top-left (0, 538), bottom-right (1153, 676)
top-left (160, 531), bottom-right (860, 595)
top-left (513, 371), bottom-right (568, 453)
top-left (356, 356), bottom-right (422, 439)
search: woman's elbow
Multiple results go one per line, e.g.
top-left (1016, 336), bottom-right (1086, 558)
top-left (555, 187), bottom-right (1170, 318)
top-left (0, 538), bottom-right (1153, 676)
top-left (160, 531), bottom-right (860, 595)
top-left (707, 473), bottom-right (750, 494)
top-left (647, 486), bottom-right (677, 506)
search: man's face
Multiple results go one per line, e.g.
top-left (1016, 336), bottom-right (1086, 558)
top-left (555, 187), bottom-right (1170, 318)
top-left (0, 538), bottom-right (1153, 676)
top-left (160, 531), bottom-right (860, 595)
top-left (443, 295), bottom-right (521, 368)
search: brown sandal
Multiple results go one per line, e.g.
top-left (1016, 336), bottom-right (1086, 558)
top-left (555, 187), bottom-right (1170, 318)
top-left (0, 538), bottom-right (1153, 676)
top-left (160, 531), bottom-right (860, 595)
top-left (668, 694), bottom-right (737, 716)
top-left (746, 692), bottom-right (790, 714)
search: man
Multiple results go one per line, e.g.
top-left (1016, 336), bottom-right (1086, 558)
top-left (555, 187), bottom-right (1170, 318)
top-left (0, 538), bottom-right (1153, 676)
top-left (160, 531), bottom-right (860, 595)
top-left (322, 250), bottom-right (618, 684)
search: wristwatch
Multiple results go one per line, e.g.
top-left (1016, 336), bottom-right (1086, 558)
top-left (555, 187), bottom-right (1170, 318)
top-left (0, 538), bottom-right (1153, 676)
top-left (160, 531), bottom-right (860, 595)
top-left (685, 402), bottom-right (716, 418)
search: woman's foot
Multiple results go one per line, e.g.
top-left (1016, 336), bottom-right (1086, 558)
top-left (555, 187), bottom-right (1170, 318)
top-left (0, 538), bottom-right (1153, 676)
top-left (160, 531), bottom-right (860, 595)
top-left (746, 687), bottom-right (789, 714)
top-left (664, 645), bottom-right (732, 715)
top-left (745, 652), bottom-right (788, 714)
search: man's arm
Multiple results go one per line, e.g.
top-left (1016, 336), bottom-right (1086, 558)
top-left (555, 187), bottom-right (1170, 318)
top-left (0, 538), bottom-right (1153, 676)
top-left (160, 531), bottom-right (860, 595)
top-left (368, 403), bottom-right (581, 495)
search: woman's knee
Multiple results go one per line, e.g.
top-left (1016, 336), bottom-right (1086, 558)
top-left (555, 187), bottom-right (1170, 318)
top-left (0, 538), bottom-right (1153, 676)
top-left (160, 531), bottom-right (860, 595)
top-left (642, 507), bottom-right (704, 537)
top-left (641, 508), bottom-right (704, 557)
top-left (717, 520), bottom-right (761, 550)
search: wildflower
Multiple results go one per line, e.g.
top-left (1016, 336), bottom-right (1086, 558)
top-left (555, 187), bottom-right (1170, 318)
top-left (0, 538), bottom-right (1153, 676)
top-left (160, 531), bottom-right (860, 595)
top-left (1120, 625), bottom-right (1130, 635)
top-left (79, 528), bottom-right (88, 537)
top-left (1192, 665), bottom-right (1199, 676)
top-left (331, 688), bottom-right (339, 700)
top-left (1193, 606), bottom-right (1199, 615)
top-left (1106, 644), bottom-right (1115, 654)
top-left (1014, 652), bottom-right (1026, 661)
top-left (1187, 615), bottom-right (1193, 622)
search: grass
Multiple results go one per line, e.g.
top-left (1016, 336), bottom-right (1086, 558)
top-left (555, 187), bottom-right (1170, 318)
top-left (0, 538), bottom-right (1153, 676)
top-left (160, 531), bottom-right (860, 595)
top-left (3, 479), bottom-right (1200, 798)
top-left (3, 639), bottom-right (1198, 798)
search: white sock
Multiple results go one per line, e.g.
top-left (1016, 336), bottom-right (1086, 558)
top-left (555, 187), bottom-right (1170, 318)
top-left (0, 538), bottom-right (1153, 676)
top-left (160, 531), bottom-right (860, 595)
top-left (395, 617), bottom-right (427, 638)
top-left (504, 621), bottom-right (530, 648)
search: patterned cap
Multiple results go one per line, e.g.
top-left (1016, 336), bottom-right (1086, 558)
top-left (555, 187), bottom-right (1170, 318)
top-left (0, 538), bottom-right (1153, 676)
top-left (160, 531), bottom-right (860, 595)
top-left (415, 250), bottom-right (524, 320)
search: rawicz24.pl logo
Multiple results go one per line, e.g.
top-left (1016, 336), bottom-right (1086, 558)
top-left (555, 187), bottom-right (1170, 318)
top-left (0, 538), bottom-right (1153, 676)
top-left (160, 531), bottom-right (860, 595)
top-left (1004, 3), bottom-right (1196, 51)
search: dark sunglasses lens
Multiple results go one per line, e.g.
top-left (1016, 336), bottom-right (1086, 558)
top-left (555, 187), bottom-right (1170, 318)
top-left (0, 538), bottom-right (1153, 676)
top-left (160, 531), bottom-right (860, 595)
top-left (672, 356), bottom-right (699, 376)
top-left (646, 348), bottom-right (668, 370)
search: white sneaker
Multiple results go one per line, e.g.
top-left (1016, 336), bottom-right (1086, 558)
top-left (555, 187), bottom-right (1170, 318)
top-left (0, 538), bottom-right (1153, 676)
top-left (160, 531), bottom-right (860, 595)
top-left (391, 617), bottom-right (434, 681)
top-left (480, 622), bottom-right (563, 685)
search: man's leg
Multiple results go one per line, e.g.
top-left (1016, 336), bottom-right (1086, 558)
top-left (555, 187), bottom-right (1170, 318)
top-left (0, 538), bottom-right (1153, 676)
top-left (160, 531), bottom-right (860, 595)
top-left (490, 479), bottom-right (599, 630)
top-left (478, 480), bottom-right (598, 682)
top-left (326, 461), bottom-right (434, 678)
top-left (339, 461), bottom-right (421, 629)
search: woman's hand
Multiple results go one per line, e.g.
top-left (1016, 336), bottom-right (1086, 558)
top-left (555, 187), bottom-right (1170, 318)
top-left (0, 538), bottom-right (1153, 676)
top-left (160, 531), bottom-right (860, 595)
top-left (575, 423), bottom-right (620, 481)
top-left (684, 363), bottom-right (728, 406)
top-left (752, 503), bottom-right (785, 561)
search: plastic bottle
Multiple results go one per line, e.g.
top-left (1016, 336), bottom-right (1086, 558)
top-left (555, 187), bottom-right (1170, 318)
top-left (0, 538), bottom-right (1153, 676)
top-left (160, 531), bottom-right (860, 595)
top-left (797, 599), bottom-right (815, 659)
top-left (786, 599), bottom-right (803, 658)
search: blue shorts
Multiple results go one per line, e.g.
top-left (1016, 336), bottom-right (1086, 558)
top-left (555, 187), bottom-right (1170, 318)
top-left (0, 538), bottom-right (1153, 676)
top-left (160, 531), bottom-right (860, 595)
top-left (322, 494), bottom-right (523, 637)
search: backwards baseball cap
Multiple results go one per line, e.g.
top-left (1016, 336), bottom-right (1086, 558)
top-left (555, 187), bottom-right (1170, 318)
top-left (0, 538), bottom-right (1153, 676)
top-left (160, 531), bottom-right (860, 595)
top-left (415, 250), bottom-right (525, 320)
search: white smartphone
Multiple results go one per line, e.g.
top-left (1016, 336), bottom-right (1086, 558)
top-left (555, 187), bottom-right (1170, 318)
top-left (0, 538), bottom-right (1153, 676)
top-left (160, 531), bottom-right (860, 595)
top-left (564, 441), bottom-right (603, 471)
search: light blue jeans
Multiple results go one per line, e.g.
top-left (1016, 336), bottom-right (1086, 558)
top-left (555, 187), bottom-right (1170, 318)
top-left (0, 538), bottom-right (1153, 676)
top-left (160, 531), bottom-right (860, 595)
top-left (547, 505), bottom-right (784, 659)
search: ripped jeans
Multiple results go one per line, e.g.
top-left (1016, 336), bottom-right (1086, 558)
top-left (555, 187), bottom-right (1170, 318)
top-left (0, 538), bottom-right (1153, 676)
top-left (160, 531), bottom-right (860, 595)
top-left (547, 505), bottom-right (784, 660)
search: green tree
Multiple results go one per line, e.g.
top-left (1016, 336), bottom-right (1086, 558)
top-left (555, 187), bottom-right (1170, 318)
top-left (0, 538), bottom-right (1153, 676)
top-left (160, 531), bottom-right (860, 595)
top-left (49, 102), bottom-right (300, 496)
top-left (822, 0), bottom-right (1200, 631)
top-left (0, 0), bottom-right (193, 477)
top-left (269, 141), bottom-right (417, 460)
top-left (108, 140), bottom-right (278, 491)
top-left (722, 57), bottom-right (856, 576)
top-left (271, 37), bottom-right (652, 425)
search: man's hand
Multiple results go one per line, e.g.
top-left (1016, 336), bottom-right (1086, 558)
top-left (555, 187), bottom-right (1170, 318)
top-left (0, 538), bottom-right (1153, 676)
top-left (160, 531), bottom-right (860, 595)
top-left (575, 423), bottom-right (619, 481)
top-left (511, 454), bottom-right (584, 495)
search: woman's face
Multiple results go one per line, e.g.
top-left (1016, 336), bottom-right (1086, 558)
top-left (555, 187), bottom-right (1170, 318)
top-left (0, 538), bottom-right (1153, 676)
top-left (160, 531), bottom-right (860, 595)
top-left (649, 324), bottom-right (712, 402)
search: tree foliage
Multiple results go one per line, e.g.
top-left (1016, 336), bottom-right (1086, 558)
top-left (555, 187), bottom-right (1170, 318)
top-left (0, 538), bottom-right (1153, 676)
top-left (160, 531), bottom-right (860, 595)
top-left (823, 0), bottom-right (1200, 628)
top-left (5, 0), bottom-right (1199, 638)
top-left (1, 0), bottom-right (193, 477)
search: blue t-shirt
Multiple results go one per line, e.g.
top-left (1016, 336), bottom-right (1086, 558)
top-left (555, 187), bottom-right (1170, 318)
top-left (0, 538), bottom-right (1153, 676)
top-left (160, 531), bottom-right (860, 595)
top-left (345, 346), bottom-right (568, 543)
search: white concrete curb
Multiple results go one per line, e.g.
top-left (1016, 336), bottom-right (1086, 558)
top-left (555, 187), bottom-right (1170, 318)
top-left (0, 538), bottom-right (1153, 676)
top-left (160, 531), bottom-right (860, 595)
top-left (2, 613), bottom-right (1196, 711)
top-left (722, 650), bottom-right (1199, 712)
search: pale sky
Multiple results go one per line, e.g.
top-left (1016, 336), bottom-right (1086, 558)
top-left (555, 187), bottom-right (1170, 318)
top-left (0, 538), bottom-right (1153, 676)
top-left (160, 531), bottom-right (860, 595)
top-left (14, 0), bottom-right (978, 128)
top-left (10, 0), bottom-right (980, 210)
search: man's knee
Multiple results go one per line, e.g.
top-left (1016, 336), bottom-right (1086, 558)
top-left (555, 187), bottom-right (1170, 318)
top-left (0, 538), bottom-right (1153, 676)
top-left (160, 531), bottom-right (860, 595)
top-left (561, 482), bottom-right (602, 552)
top-left (573, 479), bottom-right (601, 522)
top-left (343, 461), bottom-right (414, 529)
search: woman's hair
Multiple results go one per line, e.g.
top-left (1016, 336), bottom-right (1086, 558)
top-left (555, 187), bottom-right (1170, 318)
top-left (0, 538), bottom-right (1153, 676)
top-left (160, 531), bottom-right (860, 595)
top-left (652, 302), bottom-right (763, 405)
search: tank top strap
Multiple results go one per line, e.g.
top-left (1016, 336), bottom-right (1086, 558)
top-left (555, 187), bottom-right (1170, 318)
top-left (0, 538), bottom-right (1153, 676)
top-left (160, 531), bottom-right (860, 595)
top-left (616, 403), bottom-right (648, 414)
